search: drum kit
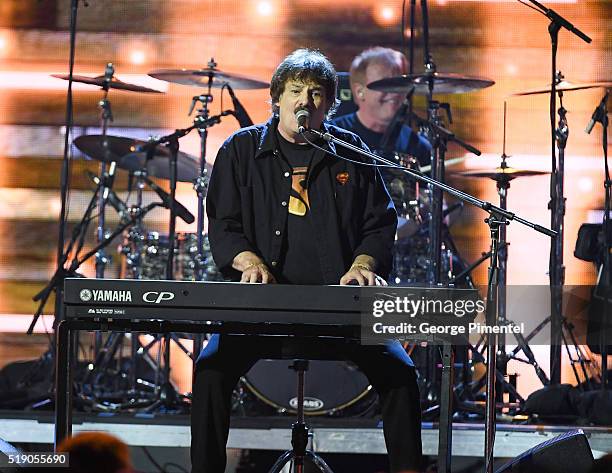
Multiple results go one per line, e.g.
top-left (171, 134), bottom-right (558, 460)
top-left (44, 56), bottom-right (610, 418)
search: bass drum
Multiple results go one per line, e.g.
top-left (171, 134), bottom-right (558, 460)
top-left (243, 360), bottom-right (375, 416)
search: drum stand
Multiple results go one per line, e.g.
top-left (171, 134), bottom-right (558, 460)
top-left (267, 360), bottom-right (334, 473)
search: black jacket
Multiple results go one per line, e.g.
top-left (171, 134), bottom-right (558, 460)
top-left (206, 117), bottom-right (398, 283)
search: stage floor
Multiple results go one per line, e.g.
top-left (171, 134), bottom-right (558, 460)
top-left (1, 411), bottom-right (611, 460)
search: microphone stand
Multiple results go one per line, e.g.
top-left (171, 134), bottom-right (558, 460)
top-left (53, 0), bottom-right (81, 328)
top-left (306, 127), bottom-right (556, 473)
top-left (587, 91), bottom-right (610, 389)
top-left (521, 0), bottom-right (591, 385)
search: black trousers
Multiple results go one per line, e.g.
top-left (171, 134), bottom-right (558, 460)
top-left (191, 335), bottom-right (422, 473)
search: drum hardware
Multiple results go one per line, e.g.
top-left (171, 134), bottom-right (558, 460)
top-left (149, 59), bottom-right (266, 364)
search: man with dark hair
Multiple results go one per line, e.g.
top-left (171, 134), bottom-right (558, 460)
top-left (332, 47), bottom-right (430, 163)
top-left (191, 48), bottom-right (422, 473)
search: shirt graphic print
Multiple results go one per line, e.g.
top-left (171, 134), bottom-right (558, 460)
top-left (289, 166), bottom-right (309, 216)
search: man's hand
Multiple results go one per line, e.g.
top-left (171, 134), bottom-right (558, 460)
top-left (241, 262), bottom-right (276, 284)
top-left (339, 254), bottom-right (387, 286)
top-left (232, 251), bottom-right (276, 284)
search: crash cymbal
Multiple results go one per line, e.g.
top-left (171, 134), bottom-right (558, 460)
top-left (74, 135), bottom-right (141, 163)
top-left (456, 167), bottom-right (550, 181)
top-left (51, 74), bottom-right (164, 93)
top-left (148, 67), bottom-right (269, 90)
top-left (120, 149), bottom-right (204, 182)
top-left (367, 72), bottom-right (495, 95)
top-left (511, 80), bottom-right (611, 96)
top-left (74, 135), bottom-right (205, 182)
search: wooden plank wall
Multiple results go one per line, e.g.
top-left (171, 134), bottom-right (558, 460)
top-left (0, 0), bottom-right (610, 390)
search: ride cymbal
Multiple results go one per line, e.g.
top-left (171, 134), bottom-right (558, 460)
top-left (367, 72), bottom-right (495, 95)
top-left (148, 67), bottom-right (269, 90)
top-left (456, 167), bottom-right (550, 181)
top-left (51, 74), bottom-right (164, 93)
top-left (74, 135), bottom-right (206, 182)
top-left (511, 80), bottom-right (611, 96)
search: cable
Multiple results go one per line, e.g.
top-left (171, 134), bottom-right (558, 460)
top-left (141, 446), bottom-right (166, 473)
top-left (162, 462), bottom-right (189, 473)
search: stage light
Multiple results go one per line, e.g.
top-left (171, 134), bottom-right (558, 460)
top-left (256, 1), bottom-right (273, 16)
top-left (381, 7), bottom-right (394, 21)
top-left (505, 63), bottom-right (518, 76)
top-left (0, 36), bottom-right (6, 51)
top-left (129, 49), bottom-right (146, 65)
top-left (578, 177), bottom-right (593, 193)
top-left (374, 5), bottom-right (397, 26)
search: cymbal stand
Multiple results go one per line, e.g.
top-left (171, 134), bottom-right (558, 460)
top-left (95, 63), bottom-right (116, 279)
top-left (191, 58), bottom-right (215, 284)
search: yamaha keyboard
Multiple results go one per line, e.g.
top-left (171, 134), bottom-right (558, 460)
top-left (57, 278), bottom-right (475, 450)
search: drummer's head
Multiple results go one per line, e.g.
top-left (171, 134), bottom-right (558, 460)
top-left (350, 47), bottom-right (407, 131)
top-left (270, 49), bottom-right (339, 142)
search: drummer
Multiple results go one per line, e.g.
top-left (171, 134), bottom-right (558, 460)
top-left (333, 47), bottom-right (432, 241)
top-left (331, 47), bottom-right (431, 164)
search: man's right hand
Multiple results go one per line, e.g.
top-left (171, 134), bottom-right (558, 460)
top-left (233, 251), bottom-right (277, 284)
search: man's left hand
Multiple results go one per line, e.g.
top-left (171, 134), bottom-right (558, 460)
top-left (340, 265), bottom-right (388, 286)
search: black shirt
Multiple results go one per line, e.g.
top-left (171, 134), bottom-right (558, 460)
top-left (331, 112), bottom-right (431, 166)
top-left (276, 132), bottom-right (324, 284)
top-left (206, 117), bottom-right (397, 283)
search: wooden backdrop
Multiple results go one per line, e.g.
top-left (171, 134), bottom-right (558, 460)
top-left (0, 0), bottom-right (610, 394)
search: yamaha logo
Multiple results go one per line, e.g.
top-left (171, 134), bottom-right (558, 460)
top-left (79, 289), bottom-right (92, 302)
top-left (289, 397), bottom-right (324, 411)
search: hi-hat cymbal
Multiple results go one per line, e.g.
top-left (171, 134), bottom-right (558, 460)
top-left (456, 167), bottom-right (550, 181)
top-left (51, 74), bottom-right (164, 93)
top-left (148, 67), bottom-right (269, 90)
top-left (367, 72), bottom-right (495, 95)
top-left (511, 80), bottom-right (611, 96)
top-left (74, 135), bottom-right (205, 182)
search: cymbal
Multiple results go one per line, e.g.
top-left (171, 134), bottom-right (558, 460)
top-left (367, 72), bottom-right (495, 95)
top-left (511, 80), bottom-right (611, 96)
top-left (74, 135), bottom-right (205, 182)
top-left (456, 167), bottom-right (550, 181)
top-left (51, 74), bottom-right (164, 93)
top-left (148, 67), bottom-right (269, 90)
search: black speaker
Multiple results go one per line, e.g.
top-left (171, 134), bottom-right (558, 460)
top-left (335, 72), bottom-right (357, 118)
top-left (494, 429), bottom-right (594, 473)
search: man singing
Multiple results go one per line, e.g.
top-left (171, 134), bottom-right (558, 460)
top-left (191, 49), bottom-right (422, 473)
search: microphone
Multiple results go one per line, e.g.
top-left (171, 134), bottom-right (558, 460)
top-left (585, 91), bottom-right (609, 134)
top-left (103, 62), bottom-right (114, 88)
top-left (295, 109), bottom-right (310, 134)
top-left (144, 177), bottom-right (195, 224)
top-left (86, 171), bottom-right (128, 217)
top-left (226, 84), bottom-right (254, 128)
